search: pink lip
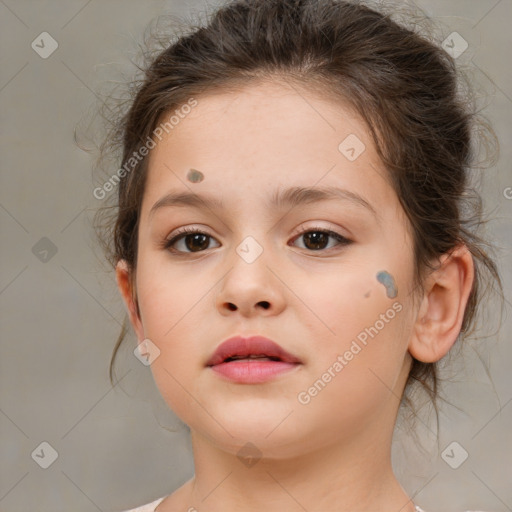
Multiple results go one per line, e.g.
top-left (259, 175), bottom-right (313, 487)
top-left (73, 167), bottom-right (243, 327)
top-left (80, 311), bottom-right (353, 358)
top-left (206, 335), bottom-right (302, 384)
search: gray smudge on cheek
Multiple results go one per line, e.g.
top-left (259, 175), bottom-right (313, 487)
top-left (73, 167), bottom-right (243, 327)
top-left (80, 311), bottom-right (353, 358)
top-left (376, 270), bottom-right (398, 298)
top-left (187, 168), bottom-right (204, 183)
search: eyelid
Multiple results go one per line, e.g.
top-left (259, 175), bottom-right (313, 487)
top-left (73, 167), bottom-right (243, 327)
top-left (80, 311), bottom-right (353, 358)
top-left (292, 223), bottom-right (350, 239)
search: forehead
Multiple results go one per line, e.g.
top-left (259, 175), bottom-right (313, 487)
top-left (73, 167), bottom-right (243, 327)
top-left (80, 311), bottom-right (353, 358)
top-left (142, 80), bottom-right (392, 215)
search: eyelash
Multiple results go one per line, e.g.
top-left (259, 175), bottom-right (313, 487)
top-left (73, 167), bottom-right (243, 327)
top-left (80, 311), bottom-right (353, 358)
top-left (161, 225), bottom-right (352, 255)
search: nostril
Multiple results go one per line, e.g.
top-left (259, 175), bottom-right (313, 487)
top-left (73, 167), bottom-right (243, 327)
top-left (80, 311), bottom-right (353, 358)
top-left (225, 301), bottom-right (269, 311)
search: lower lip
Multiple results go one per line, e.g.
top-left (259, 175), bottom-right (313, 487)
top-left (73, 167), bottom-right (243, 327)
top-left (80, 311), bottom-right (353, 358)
top-left (209, 360), bottom-right (300, 383)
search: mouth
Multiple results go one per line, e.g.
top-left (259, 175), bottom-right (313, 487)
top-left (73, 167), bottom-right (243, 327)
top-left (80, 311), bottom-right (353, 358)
top-left (222, 354), bottom-right (284, 362)
top-left (206, 335), bottom-right (302, 383)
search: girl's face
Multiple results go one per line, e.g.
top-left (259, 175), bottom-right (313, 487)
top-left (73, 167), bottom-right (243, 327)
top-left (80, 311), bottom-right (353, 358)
top-left (122, 81), bottom-right (418, 458)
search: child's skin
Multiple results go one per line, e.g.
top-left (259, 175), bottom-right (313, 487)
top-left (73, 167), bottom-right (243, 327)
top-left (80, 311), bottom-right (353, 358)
top-left (116, 81), bottom-right (474, 512)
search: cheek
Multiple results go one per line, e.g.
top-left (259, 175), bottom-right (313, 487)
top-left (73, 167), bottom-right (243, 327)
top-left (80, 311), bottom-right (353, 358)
top-left (136, 255), bottom-right (202, 333)
top-left (135, 262), bottom-right (209, 378)
top-left (301, 265), bottom-right (412, 391)
top-left (135, 269), bottom-right (208, 420)
top-left (301, 266), bottom-right (402, 342)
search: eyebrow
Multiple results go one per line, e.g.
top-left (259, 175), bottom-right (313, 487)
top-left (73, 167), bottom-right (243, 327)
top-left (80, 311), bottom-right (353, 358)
top-left (148, 185), bottom-right (378, 220)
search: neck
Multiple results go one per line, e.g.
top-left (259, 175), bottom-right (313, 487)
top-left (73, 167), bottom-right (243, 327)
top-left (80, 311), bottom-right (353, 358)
top-left (183, 424), bottom-right (414, 512)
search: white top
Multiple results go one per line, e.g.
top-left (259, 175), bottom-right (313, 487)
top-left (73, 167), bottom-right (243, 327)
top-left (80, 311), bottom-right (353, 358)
top-left (121, 496), bottom-right (166, 512)
top-left (121, 499), bottom-right (488, 512)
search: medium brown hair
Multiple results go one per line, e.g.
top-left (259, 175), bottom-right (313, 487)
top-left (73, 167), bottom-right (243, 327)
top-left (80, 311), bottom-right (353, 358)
top-left (93, 0), bottom-right (502, 435)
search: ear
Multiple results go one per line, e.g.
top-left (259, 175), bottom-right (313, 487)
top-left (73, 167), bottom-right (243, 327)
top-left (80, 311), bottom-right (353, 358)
top-left (116, 259), bottom-right (145, 342)
top-left (409, 245), bottom-right (475, 363)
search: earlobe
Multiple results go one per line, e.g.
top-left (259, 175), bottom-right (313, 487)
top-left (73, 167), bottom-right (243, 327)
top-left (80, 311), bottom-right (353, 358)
top-left (409, 245), bottom-right (475, 363)
top-left (115, 259), bottom-right (145, 342)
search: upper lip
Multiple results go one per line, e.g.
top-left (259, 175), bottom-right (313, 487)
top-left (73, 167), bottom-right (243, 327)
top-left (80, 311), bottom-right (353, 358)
top-left (206, 336), bottom-right (302, 366)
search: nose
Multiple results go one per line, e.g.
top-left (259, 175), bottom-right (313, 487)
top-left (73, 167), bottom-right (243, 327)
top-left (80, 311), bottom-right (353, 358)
top-left (215, 240), bottom-right (286, 318)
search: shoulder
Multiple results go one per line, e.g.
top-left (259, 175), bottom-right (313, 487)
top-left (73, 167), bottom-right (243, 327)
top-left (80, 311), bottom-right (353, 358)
top-left (120, 496), bottom-right (166, 512)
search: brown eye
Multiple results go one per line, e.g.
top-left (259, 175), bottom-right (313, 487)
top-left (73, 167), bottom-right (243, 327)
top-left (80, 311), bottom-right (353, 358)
top-left (164, 228), bottom-right (220, 253)
top-left (181, 233), bottom-right (210, 252)
top-left (302, 231), bottom-right (330, 250)
top-left (292, 228), bottom-right (351, 252)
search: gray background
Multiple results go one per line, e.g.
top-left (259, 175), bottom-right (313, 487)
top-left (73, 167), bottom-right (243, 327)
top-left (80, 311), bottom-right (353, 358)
top-left (0, 1), bottom-right (511, 511)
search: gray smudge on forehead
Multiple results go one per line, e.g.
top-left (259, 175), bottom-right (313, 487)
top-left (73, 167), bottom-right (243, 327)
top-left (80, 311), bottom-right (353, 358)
top-left (376, 271), bottom-right (398, 298)
top-left (187, 168), bottom-right (204, 183)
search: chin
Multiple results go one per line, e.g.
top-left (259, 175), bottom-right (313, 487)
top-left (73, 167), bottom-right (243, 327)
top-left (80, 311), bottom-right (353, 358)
top-left (190, 410), bottom-right (314, 458)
